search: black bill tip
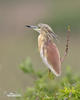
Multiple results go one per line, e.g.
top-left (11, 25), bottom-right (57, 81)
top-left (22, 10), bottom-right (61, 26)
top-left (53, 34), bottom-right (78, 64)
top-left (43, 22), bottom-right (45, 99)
top-left (25, 25), bottom-right (31, 28)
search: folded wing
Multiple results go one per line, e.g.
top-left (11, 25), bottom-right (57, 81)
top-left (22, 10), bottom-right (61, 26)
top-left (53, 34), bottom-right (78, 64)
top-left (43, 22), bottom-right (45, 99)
top-left (43, 41), bottom-right (61, 76)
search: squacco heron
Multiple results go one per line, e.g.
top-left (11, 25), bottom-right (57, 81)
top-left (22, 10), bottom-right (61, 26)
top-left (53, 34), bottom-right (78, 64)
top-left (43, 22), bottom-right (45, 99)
top-left (26, 23), bottom-right (70, 77)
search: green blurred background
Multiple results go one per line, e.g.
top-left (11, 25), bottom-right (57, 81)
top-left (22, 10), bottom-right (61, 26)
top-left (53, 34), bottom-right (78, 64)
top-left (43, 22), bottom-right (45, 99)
top-left (0, 0), bottom-right (80, 100)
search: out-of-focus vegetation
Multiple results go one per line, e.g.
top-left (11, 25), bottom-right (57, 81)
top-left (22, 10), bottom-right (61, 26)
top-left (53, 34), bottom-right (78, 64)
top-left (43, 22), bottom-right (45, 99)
top-left (19, 58), bottom-right (80, 100)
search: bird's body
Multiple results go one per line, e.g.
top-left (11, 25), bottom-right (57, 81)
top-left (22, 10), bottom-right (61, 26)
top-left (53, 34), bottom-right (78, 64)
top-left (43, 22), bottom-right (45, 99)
top-left (38, 33), bottom-right (61, 76)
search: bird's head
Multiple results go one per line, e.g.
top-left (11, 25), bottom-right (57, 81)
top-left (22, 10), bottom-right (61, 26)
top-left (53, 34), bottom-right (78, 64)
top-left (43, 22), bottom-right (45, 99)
top-left (25, 23), bottom-right (57, 40)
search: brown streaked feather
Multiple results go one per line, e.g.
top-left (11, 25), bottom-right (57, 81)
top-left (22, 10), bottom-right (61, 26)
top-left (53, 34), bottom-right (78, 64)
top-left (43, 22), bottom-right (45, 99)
top-left (44, 40), bottom-right (61, 75)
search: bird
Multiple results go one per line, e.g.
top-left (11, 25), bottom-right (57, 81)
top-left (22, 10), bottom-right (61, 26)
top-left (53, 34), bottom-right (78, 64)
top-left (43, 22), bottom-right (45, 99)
top-left (25, 23), bottom-right (69, 77)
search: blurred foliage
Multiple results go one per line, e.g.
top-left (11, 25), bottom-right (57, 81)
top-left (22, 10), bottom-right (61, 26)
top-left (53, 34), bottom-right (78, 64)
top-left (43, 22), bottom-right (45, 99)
top-left (19, 58), bottom-right (80, 100)
top-left (19, 58), bottom-right (34, 73)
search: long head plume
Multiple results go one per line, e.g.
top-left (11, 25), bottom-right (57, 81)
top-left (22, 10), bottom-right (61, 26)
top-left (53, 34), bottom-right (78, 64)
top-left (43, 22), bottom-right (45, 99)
top-left (38, 23), bottom-right (58, 41)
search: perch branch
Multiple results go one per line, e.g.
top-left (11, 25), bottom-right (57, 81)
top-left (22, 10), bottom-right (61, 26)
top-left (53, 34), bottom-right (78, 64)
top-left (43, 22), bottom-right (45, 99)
top-left (61, 25), bottom-right (70, 63)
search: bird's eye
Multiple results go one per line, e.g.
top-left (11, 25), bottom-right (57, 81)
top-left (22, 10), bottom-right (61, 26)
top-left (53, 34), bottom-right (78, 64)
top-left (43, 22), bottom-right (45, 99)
top-left (45, 27), bottom-right (48, 29)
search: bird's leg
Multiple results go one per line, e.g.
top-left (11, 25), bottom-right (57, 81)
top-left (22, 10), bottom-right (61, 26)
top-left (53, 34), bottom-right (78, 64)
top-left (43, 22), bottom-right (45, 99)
top-left (48, 69), bottom-right (51, 75)
top-left (61, 25), bottom-right (70, 63)
top-left (48, 69), bottom-right (55, 79)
